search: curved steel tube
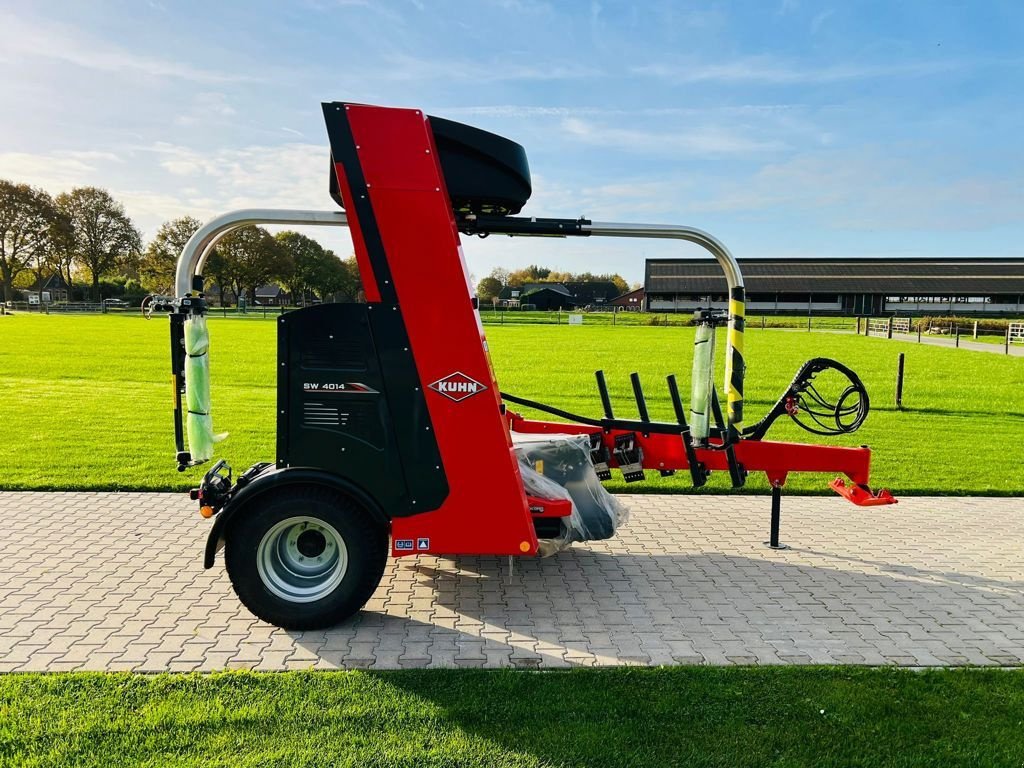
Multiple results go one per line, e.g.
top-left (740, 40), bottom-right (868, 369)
top-left (583, 221), bottom-right (746, 432)
top-left (175, 209), bottom-right (349, 297)
top-left (582, 222), bottom-right (743, 290)
top-left (173, 210), bottom-right (745, 430)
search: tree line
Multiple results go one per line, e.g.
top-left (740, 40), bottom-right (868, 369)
top-left (0, 179), bottom-right (358, 305)
top-left (475, 264), bottom-right (631, 302)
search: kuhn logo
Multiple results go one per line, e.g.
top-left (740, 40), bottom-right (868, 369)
top-left (428, 372), bottom-right (487, 402)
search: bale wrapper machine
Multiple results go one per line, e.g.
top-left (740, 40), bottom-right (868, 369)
top-left (165, 102), bottom-right (895, 629)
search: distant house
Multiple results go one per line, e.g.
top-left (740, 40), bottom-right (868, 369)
top-left (206, 283), bottom-right (239, 306)
top-left (497, 281), bottom-right (619, 309)
top-left (255, 284), bottom-right (291, 306)
top-left (24, 272), bottom-right (71, 302)
top-left (520, 286), bottom-right (578, 311)
top-left (498, 282), bottom-right (565, 307)
top-left (611, 287), bottom-right (645, 311)
top-left (563, 281), bottom-right (620, 306)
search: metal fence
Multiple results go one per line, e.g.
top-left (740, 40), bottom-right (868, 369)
top-left (866, 318), bottom-right (893, 337)
top-left (1010, 322), bottom-right (1024, 345)
top-left (859, 315), bottom-right (1020, 353)
top-left (477, 307), bottom-right (858, 330)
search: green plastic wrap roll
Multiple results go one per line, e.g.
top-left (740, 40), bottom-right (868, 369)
top-left (184, 315), bottom-right (227, 462)
top-left (689, 322), bottom-right (716, 441)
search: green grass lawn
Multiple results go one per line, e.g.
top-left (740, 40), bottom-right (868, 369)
top-left (2, 668), bottom-right (1024, 767)
top-left (0, 313), bottom-right (1021, 494)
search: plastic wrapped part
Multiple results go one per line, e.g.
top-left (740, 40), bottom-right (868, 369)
top-left (512, 432), bottom-right (627, 556)
top-left (184, 314), bottom-right (228, 462)
top-left (690, 322), bottom-right (715, 441)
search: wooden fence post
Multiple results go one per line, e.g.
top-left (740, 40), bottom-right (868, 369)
top-left (886, 317), bottom-right (893, 339)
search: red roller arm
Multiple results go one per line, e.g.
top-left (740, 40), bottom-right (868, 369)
top-left (506, 412), bottom-right (896, 504)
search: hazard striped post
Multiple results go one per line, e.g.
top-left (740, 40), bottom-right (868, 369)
top-left (724, 286), bottom-right (745, 438)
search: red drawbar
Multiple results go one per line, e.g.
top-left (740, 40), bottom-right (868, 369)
top-left (342, 105), bottom-right (536, 558)
top-left (829, 478), bottom-right (897, 506)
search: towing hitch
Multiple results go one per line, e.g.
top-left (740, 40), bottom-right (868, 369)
top-left (190, 459), bottom-right (232, 517)
top-left (829, 477), bottom-right (897, 507)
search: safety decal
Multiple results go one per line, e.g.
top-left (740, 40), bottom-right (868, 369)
top-left (395, 539), bottom-right (414, 551)
top-left (428, 371), bottom-right (488, 402)
top-left (416, 538), bottom-right (430, 550)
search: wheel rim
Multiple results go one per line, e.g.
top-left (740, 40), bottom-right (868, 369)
top-left (256, 516), bottom-right (348, 603)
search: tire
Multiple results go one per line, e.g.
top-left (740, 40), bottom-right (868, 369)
top-left (224, 485), bottom-right (388, 630)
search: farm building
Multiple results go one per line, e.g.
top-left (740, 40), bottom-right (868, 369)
top-left (645, 257), bottom-right (1024, 316)
top-left (519, 286), bottom-right (578, 310)
top-left (496, 280), bottom-right (619, 309)
top-left (254, 284), bottom-right (291, 306)
top-left (611, 287), bottom-right (646, 311)
top-left (21, 272), bottom-right (71, 303)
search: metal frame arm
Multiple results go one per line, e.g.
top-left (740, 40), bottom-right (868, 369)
top-left (584, 221), bottom-right (747, 434)
top-left (175, 209), bottom-right (349, 298)
top-left (172, 208), bottom-right (746, 433)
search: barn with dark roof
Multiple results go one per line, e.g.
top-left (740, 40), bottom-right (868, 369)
top-left (644, 257), bottom-right (1024, 316)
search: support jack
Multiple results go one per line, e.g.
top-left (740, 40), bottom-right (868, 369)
top-left (764, 483), bottom-right (789, 550)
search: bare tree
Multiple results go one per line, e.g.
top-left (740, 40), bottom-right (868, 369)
top-left (0, 180), bottom-right (58, 302)
top-left (55, 187), bottom-right (142, 300)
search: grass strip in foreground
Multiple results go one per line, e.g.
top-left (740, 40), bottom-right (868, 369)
top-left (2, 667), bottom-right (1023, 767)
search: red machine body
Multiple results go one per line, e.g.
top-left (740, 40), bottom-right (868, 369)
top-left (323, 103), bottom-right (892, 561)
top-left (175, 100), bottom-right (896, 630)
top-left (331, 104), bottom-right (536, 557)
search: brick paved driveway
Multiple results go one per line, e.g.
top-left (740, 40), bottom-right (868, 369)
top-left (1, 492), bottom-right (1021, 672)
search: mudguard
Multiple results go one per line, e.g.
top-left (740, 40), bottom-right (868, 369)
top-left (203, 466), bottom-right (388, 568)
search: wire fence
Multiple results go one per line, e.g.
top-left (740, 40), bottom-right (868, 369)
top-left (476, 307), bottom-right (859, 330)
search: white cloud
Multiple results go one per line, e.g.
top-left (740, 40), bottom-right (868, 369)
top-left (0, 11), bottom-right (252, 84)
top-left (0, 151), bottom-right (111, 190)
top-left (810, 9), bottom-right (835, 35)
top-left (560, 117), bottom-right (786, 154)
top-left (0, 141), bottom-right (336, 239)
top-left (630, 57), bottom-right (963, 85)
top-left (444, 104), bottom-right (798, 119)
top-left (688, 149), bottom-right (1024, 231)
top-left (377, 54), bottom-right (600, 83)
top-left (173, 93), bottom-right (238, 127)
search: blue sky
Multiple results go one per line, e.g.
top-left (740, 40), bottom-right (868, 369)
top-left (1, 0), bottom-right (1022, 283)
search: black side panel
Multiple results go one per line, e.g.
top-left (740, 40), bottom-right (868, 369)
top-left (367, 303), bottom-right (448, 510)
top-left (278, 304), bottom-right (448, 517)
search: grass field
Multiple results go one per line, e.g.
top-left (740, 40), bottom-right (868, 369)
top-left (2, 668), bottom-right (1024, 767)
top-left (0, 313), bottom-right (1021, 494)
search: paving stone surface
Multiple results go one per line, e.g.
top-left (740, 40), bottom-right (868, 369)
top-left (0, 491), bottom-right (1022, 671)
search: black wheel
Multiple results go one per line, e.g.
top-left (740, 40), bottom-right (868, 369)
top-left (224, 485), bottom-right (388, 630)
